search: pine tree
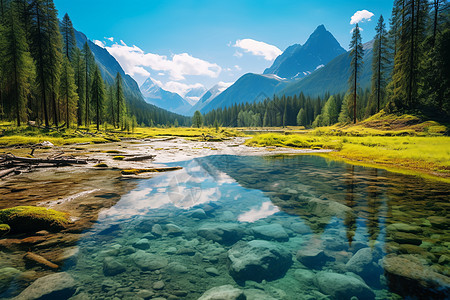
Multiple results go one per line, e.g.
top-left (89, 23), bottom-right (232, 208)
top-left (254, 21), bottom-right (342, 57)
top-left (0, 0), bottom-right (34, 126)
top-left (348, 23), bottom-right (364, 123)
top-left (115, 72), bottom-right (125, 129)
top-left (193, 110), bottom-right (203, 128)
top-left (370, 15), bottom-right (389, 114)
top-left (82, 42), bottom-right (94, 127)
top-left (61, 13), bottom-right (76, 62)
top-left (72, 47), bottom-right (85, 126)
top-left (90, 65), bottom-right (104, 131)
top-left (296, 108), bottom-right (307, 126)
top-left (59, 56), bottom-right (78, 127)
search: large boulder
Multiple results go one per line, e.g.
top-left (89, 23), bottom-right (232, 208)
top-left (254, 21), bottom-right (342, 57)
top-left (382, 254), bottom-right (450, 299)
top-left (345, 247), bottom-right (381, 284)
top-left (103, 257), bottom-right (126, 276)
top-left (198, 285), bottom-right (245, 300)
top-left (251, 224), bottom-right (289, 242)
top-left (228, 240), bottom-right (292, 283)
top-left (13, 272), bottom-right (76, 300)
top-left (130, 251), bottom-right (168, 271)
top-left (314, 271), bottom-right (375, 300)
top-left (198, 223), bottom-right (245, 245)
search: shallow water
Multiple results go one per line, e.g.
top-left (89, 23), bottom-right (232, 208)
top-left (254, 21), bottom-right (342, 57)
top-left (2, 155), bottom-right (450, 299)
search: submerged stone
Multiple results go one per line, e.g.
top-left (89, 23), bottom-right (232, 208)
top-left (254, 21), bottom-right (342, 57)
top-left (228, 240), bottom-right (292, 283)
top-left (131, 251), bottom-right (168, 271)
top-left (314, 271), bottom-right (375, 300)
top-left (198, 223), bottom-right (245, 245)
top-left (14, 272), bottom-right (76, 300)
top-left (198, 285), bottom-right (245, 300)
top-left (296, 248), bottom-right (332, 269)
top-left (189, 209), bottom-right (207, 219)
top-left (0, 267), bottom-right (21, 293)
top-left (103, 257), bottom-right (126, 276)
top-left (252, 224), bottom-right (289, 242)
top-left (133, 238), bottom-right (150, 250)
top-left (382, 254), bottom-right (450, 299)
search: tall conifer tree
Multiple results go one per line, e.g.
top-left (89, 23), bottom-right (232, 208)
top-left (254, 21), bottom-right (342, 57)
top-left (348, 24), bottom-right (364, 123)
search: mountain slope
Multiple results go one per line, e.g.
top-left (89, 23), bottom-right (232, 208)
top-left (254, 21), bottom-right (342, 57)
top-left (73, 29), bottom-right (188, 125)
top-left (264, 25), bottom-right (346, 80)
top-left (200, 74), bottom-right (289, 114)
top-left (140, 78), bottom-right (191, 115)
top-left (184, 86), bottom-right (207, 105)
top-left (188, 82), bottom-right (232, 115)
top-left (279, 40), bottom-right (374, 98)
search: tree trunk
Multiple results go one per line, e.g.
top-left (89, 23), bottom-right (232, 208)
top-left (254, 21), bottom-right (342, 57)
top-left (35, 4), bottom-right (49, 127)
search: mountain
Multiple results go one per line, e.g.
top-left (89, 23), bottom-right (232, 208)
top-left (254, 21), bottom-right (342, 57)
top-left (199, 74), bottom-right (289, 114)
top-left (264, 25), bottom-right (346, 80)
top-left (140, 78), bottom-right (191, 115)
top-left (73, 29), bottom-right (188, 125)
top-left (184, 86), bottom-right (207, 105)
top-left (188, 82), bottom-right (232, 115)
top-left (279, 40), bottom-right (374, 98)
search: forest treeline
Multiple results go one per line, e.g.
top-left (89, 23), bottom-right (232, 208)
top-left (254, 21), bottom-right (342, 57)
top-left (204, 0), bottom-right (450, 128)
top-left (0, 0), bottom-right (189, 129)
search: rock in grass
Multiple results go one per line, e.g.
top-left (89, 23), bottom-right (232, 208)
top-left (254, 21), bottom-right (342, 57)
top-left (13, 272), bottom-right (76, 300)
top-left (0, 206), bottom-right (69, 233)
top-left (198, 285), bottom-right (245, 300)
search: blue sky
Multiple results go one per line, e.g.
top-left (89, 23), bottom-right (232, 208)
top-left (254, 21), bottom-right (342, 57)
top-left (54, 0), bottom-right (394, 98)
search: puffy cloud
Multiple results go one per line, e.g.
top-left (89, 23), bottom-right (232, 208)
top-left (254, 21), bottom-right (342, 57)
top-left (350, 10), bottom-right (374, 24)
top-left (233, 39), bottom-right (282, 61)
top-left (93, 40), bottom-right (105, 47)
top-left (216, 81), bottom-right (233, 92)
top-left (105, 41), bottom-right (222, 80)
top-left (233, 51), bottom-right (243, 58)
top-left (105, 37), bottom-right (114, 42)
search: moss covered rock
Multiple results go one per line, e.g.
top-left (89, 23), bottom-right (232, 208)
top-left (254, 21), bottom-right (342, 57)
top-left (0, 206), bottom-right (69, 233)
top-left (0, 224), bottom-right (10, 236)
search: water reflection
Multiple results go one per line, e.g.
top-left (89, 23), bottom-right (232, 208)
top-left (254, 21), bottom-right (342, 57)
top-left (3, 155), bottom-right (449, 300)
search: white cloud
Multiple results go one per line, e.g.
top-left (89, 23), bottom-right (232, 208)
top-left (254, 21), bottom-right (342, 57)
top-left (217, 81), bottom-right (233, 92)
top-left (105, 41), bottom-right (222, 80)
top-left (233, 39), bottom-right (282, 61)
top-left (234, 65), bottom-right (242, 71)
top-left (233, 51), bottom-right (243, 58)
top-left (93, 40), bottom-right (105, 48)
top-left (105, 37), bottom-right (114, 42)
top-left (350, 10), bottom-right (374, 24)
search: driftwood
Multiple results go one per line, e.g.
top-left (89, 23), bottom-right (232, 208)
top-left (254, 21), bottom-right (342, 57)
top-left (122, 155), bottom-right (156, 162)
top-left (24, 252), bottom-right (58, 269)
top-left (0, 153), bottom-right (90, 179)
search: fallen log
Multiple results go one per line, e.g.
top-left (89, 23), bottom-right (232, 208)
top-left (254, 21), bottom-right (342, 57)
top-left (122, 155), bottom-right (156, 162)
top-left (24, 252), bottom-right (58, 269)
top-left (121, 167), bottom-right (182, 175)
top-left (0, 167), bottom-right (18, 178)
top-left (2, 154), bottom-right (88, 165)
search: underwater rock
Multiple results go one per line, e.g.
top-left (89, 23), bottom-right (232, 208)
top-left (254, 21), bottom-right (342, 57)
top-left (296, 248), bottom-right (332, 269)
top-left (135, 289), bottom-right (154, 299)
top-left (244, 289), bottom-right (277, 300)
top-left (228, 240), bottom-right (292, 283)
top-left (198, 223), bottom-right (245, 245)
top-left (151, 224), bottom-right (163, 237)
top-left (198, 285), bottom-right (245, 300)
top-left (14, 272), bottom-right (76, 300)
top-left (427, 216), bottom-right (448, 230)
top-left (252, 224), bottom-right (289, 242)
top-left (293, 269), bottom-right (315, 286)
top-left (205, 267), bottom-right (220, 276)
top-left (166, 224), bottom-right (183, 236)
top-left (103, 257), bottom-right (126, 276)
top-left (219, 211), bottom-right (236, 222)
top-left (167, 262), bottom-right (188, 274)
top-left (152, 280), bottom-right (165, 290)
top-left (131, 251), bottom-right (168, 271)
top-left (289, 222), bottom-right (310, 234)
top-left (386, 223), bottom-right (422, 233)
top-left (382, 254), bottom-right (450, 299)
top-left (189, 209), bottom-right (207, 219)
top-left (390, 232), bottom-right (422, 245)
top-left (314, 271), bottom-right (375, 300)
top-left (133, 238), bottom-right (151, 250)
top-left (0, 267), bottom-right (21, 293)
top-left (346, 248), bottom-right (375, 274)
top-left (306, 198), bottom-right (352, 219)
